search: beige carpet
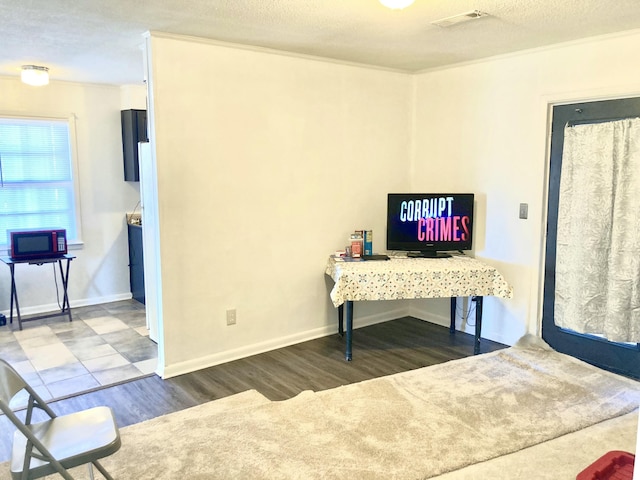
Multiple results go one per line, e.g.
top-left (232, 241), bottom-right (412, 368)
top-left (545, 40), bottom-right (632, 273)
top-left (2, 335), bottom-right (639, 479)
top-left (430, 410), bottom-right (638, 480)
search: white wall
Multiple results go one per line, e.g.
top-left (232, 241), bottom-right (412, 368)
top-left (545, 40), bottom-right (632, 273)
top-left (147, 30), bottom-right (640, 375)
top-left (146, 34), bottom-right (414, 376)
top-left (0, 77), bottom-right (145, 315)
top-left (411, 30), bottom-right (640, 345)
top-left (7, 28), bottom-right (639, 377)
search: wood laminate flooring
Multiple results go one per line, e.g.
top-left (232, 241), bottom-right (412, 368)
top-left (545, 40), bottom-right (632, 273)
top-left (0, 316), bottom-right (507, 463)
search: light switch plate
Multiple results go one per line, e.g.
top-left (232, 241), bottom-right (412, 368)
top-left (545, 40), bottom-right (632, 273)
top-left (519, 203), bottom-right (528, 219)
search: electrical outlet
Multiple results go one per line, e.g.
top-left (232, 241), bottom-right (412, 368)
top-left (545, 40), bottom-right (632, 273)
top-left (226, 309), bottom-right (236, 326)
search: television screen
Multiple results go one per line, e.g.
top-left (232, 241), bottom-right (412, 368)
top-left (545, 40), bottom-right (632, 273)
top-left (386, 193), bottom-right (474, 257)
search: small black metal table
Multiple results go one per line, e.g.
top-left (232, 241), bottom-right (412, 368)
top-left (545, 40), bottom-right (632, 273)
top-left (0, 254), bottom-right (75, 330)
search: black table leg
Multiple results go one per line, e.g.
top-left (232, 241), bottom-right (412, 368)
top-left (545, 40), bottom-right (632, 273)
top-left (474, 296), bottom-right (484, 354)
top-left (345, 301), bottom-right (353, 361)
top-left (8, 264), bottom-right (21, 330)
top-left (338, 304), bottom-right (344, 336)
top-left (1, 255), bottom-right (75, 330)
top-left (58, 259), bottom-right (73, 322)
top-left (450, 297), bottom-right (457, 334)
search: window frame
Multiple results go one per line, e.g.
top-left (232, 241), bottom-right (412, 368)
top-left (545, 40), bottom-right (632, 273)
top-left (0, 112), bottom-right (83, 251)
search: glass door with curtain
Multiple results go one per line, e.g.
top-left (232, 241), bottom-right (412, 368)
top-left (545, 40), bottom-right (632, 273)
top-left (543, 97), bottom-right (640, 379)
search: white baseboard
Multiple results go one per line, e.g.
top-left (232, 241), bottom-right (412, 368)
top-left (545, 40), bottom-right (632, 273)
top-left (405, 306), bottom-right (514, 346)
top-left (163, 306), bottom-right (520, 379)
top-left (160, 305), bottom-right (515, 378)
top-left (161, 306), bottom-right (413, 379)
top-left (1, 293), bottom-right (133, 318)
top-left (406, 306), bottom-right (450, 327)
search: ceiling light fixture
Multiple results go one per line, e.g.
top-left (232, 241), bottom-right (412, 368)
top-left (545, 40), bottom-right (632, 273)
top-left (379, 0), bottom-right (415, 10)
top-left (431, 10), bottom-right (488, 27)
top-left (21, 65), bottom-right (49, 86)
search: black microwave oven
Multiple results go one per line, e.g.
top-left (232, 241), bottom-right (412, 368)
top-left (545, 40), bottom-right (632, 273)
top-left (9, 229), bottom-right (68, 260)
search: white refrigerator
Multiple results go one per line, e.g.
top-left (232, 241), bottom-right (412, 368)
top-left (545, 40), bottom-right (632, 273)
top-left (138, 141), bottom-right (161, 344)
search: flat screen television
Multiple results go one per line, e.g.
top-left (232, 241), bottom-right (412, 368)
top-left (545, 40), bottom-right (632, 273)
top-left (386, 193), bottom-right (474, 258)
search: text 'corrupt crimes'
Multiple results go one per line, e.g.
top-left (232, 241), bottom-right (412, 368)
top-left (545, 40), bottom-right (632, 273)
top-left (399, 196), bottom-right (471, 242)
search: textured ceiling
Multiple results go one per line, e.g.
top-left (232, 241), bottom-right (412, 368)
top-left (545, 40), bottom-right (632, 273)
top-left (2, 0), bottom-right (640, 86)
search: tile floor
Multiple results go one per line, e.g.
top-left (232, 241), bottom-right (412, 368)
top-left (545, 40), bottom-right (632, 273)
top-left (0, 300), bottom-right (157, 405)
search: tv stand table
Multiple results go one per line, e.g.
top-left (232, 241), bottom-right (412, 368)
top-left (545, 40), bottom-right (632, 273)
top-left (0, 254), bottom-right (75, 331)
top-left (325, 254), bottom-right (513, 360)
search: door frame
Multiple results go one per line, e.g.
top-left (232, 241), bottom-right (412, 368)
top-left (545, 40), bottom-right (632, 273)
top-left (542, 97), bottom-right (640, 379)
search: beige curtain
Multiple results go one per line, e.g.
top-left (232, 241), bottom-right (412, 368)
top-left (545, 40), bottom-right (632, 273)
top-left (555, 118), bottom-right (640, 343)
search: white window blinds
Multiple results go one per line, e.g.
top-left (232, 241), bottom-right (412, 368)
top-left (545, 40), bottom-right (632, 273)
top-left (0, 116), bottom-right (78, 245)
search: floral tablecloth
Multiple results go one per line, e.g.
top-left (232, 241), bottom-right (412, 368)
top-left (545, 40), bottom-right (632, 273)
top-left (325, 255), bottom-right (513, 307)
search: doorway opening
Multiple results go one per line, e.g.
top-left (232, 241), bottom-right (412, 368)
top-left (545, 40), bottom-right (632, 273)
top-left (543, 97), bottom-right (640, 379)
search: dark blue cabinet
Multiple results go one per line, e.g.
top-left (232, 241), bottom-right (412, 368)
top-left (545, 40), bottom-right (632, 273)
top-left (127, 223), bottom-right (145, 304)
top-left (121, 109), bottom-right (147, 182)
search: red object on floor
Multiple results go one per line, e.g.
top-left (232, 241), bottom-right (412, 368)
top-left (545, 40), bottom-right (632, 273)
top-left (576, 451), bottom-right (635, 480)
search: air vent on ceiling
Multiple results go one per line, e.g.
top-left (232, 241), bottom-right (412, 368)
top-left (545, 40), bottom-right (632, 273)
top-left (431, 10), bottom-right (488, 28)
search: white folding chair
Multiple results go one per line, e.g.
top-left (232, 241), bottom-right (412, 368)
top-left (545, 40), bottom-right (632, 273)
top-left (0, 358), bottom-right (121, 479)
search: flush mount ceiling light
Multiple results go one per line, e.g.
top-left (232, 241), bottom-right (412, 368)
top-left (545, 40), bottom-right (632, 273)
top-left (21, 65), bottom-right (49, 86)
top-left (431, 10), bottom-right (488, 27)
top-left (379, 0), bottom-right (415, 10)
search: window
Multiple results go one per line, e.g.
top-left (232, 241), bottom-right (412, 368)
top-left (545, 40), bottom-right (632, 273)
top-left (0, 115), bottom-right (80, 248)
